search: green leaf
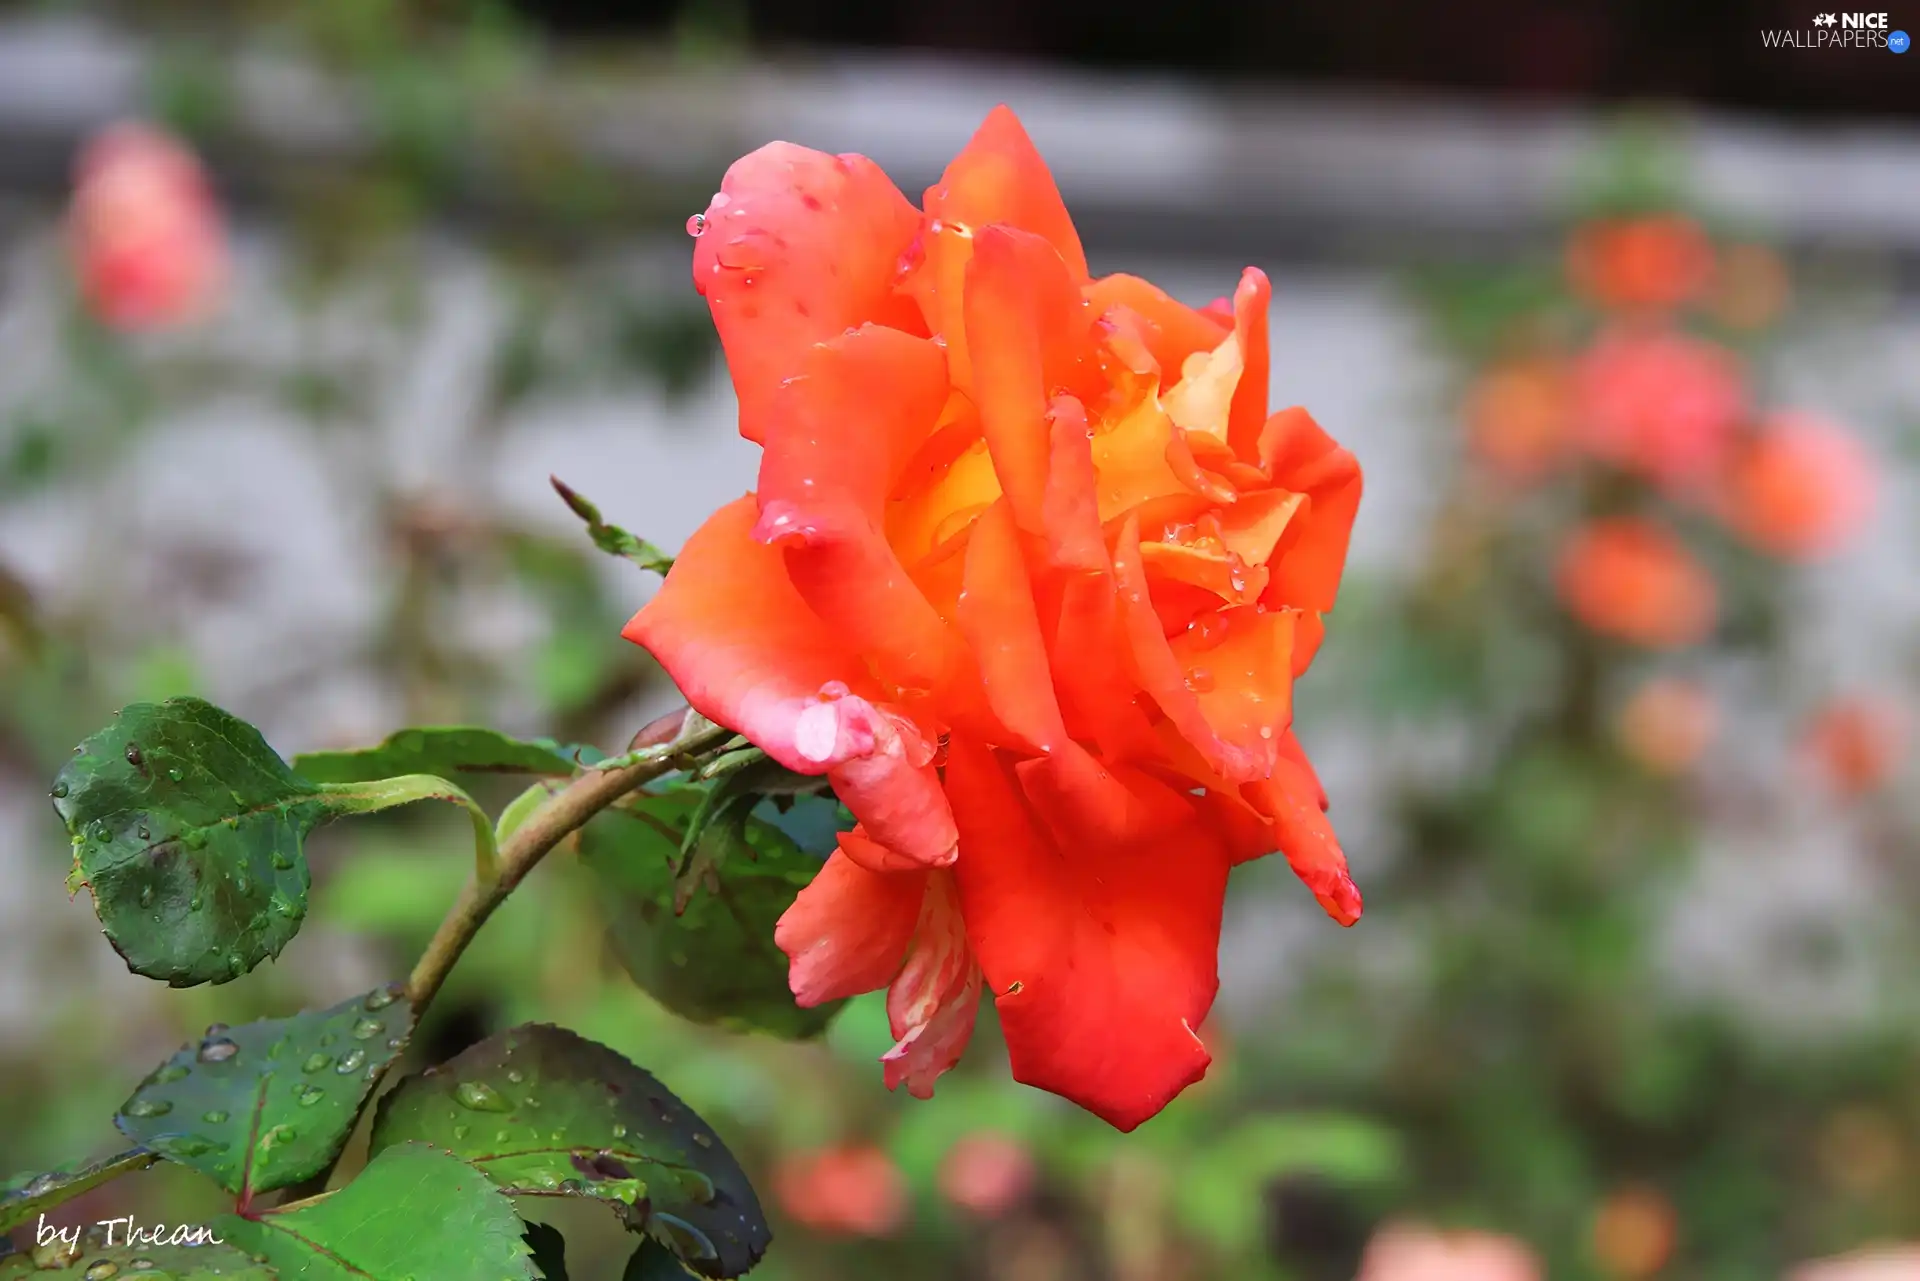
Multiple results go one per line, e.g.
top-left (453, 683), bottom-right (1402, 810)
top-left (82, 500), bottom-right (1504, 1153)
top-left (0, 1148), bottom-right (156, 1234)
top-left (550, 476), bottom-right (674, 574)
top-left (217, 1142), bottom-right (536, 1280)
top-left (368, 1024), bottom-right (770, 1279)
top-left (114, 983), bottom-right (416, 1199)
top-left (0, 1226), bottom-right (272, 1278)
top-left (523, 1221), bottom-right (570, 1281)
top-left (56, 698), bottom-right (504, 985)
top-left (579, 787), bottom-right (841, 1039)
top-left (291, 726), bottom-right (603, 785)
top-left (624, 1239), bottom-right (698, 1281)
top-left (1168, 1113), bottom-right (1405, 1256)
top-left (56, 697), bottom-right (330, 986)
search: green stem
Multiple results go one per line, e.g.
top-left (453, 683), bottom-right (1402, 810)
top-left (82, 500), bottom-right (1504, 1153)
top-left (317, 774), bottom-right (500, 884)
top-left (403, 715), bottom-right (730, 1012)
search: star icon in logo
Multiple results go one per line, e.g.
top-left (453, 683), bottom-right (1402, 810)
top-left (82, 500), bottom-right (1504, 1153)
top-left (1813, 12), bottom-right (1837, 25)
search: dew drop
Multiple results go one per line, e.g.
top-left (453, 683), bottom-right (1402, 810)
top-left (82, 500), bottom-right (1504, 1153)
top-left (138, 885), bottom-right (154, 908)
top-left (363, 986), bottom-right (398, 1011)
top-left (166, 767), bottom-right (184, 782)
top-left (167, 1136), bottom-right (227, 1158)
top-left (455, 1082), bottom-right (513, 1113)
top-left (692, 1132), bottom-right (712, 1149)
top-left (557, 1178), bottom-right (586, 1195)
top-left (297, 1086), bottom-right (325, 1107)
top-left (136, 825), bottom-right (150, 841)
top-left (188, 893), bottom-right (203, 912)
top-left (1184, 668), bottom-right (1215, 694)
top-left (610, 1122), bottom-right (628, 1139)
top-left (84, 1259), bottom-right (120, 1279)
top-left (21, 1172), bottom-right (59, 1197)
top-left (335, 1048), bottom-right (367, 1074)
top-left (259, 1124), bottom-right (296, 1149)
top-left (124, 744), bottom-right (143, 768)
top-left (50, 782), bottom-right (69, 799)
top-left (123, 1097), bottom-right (172, 1118)
top-left (128, 1258), bottom-right (156, 1271)
top-left (686, 213), bottom-right (706, 237)
top-left (452, 1124), bottom-right (469, 1141)
top-left (351, 1017), bottom-right (383, 1041)
top-left (152, 1065), bottom-right (190, 1085)
top-left (233, 873), bottom-right (251, 896)
top-left (268, 850), bottom-right (294, 871)
top-left (506, 1069), bottom-right (524, 1084)
top-left (197, 1038), bottom-right (239, 1064)
top-left (303, 1053), bottom-right (332, 1073)
top-left (202, 1110), bottom-right (229, 1124)
top-left (386, 1037), bottom-right (405, 1050)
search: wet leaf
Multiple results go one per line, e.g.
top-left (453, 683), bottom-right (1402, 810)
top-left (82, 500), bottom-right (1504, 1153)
top-left (56, 698), bottom-right (330, 986)
top-left (291, 726), bottom-right (603, 785)
top-left (624, 1239), bottom-right (698, 1281)
top-left (523, 1220), bottom-right (569, 1281)
top-left (217, 1142), bottom-right (535, 1280)
top-left (0, 1149), bottom-right (156, 1234)
top-left (369, 1024), bottom-right (769, 1279)
top-left (114, 983), bottom-right (415, 1198)
top-left (579, 785), bottom-right (841, 1039)
top-left (0, 1225), bottom-right (272, 1278)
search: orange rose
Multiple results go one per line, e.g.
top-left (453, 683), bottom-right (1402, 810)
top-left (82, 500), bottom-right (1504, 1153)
top-left (1567, 215), bottom-right (1715, 313)
top-left (625, 107), bottom-right (1363, 1129)
top-left (1556, 518), bottom-right (1717, 649)
top-left (772, 1144), bottom-right (909, 1237)
top-left (68, 121), bottom-right (226, 329)
top-left (1575, 328), bottom-right (1747, 493)
top-left (1720, 413), bottom-right (1875, 560)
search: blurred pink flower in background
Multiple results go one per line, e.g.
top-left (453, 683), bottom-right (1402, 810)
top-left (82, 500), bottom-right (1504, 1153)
top-left (1720, 413), bottom-right (1876, 560)
top-left (1575, 328), bottom-right (1747, 492)
top-left (772, 1143), bottom-right (910, 1237)
top-left (1788, 1245), bottom-right (1920, 1281)
top-left (938, 1131), bottom-right (1038, 1217)
top-left (1617, 677), bottom-right (1718, 775)
top-left (68, 121), bottom-right (227, 329)
top-left (1356, 1223), bottom-right (1541, 1281)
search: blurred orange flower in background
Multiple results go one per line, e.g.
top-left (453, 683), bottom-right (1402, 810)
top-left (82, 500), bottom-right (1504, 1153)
top-left (1617, 677), bottom-right (1718, 775)
top-left (1589, 1185), bottom-right (1679, 1279)
top-left (1720, 413), bottom-right (1876, 560)
top-left (1356, 1223), bottom-right (1542, 1281)
top-left (1567, 214), bottom-right (1715, 312)
top-left (628, 106), bottom-right (1364, 1129)
top-left (772, 1144), bottom-right (910, 1237)
top-left (1803, 698), bottom-right (1906, 797)
top-left (938, 1131), bottom-right (1038, 1217)
top-left (1466, 357), bottom-right (1574, 482)
top-left (1557, 518), bottom-right (1717, 648)
top-left (1710, 242), bottom-right (1792, 331)
top-left (68, 121), bottom-right (226, 330)
top-left (1575, 328), bottom-right (1747, 493)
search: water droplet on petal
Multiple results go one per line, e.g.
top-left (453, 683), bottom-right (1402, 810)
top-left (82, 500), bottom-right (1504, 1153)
top-left (197, 1038), bottom-right (238, 1064)
top-left (686, 213), bottom-right (706, 237)
top-left (455, 1082), bottom-right (513, 1113)
top-left (1184, 668), bottom-right (1215, 694)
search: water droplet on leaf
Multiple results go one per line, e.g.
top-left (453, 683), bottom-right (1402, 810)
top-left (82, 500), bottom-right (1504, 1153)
top-left (351, 1017), bottom-right (382, 1041)
top-left (124, 744), bottom-right (143, 768)
top-left (455, 1082), bottom-right (512, 1113)
top-left (84, 1259), bottom-right (120, 1279)
top-left (269, 850), bottom-right (293, 871)
top-left (652, 1213), bottom-right (719, 1262)
top-left (297, 1086), bottom-right (325, 1107)
top-left (50, 782), bottom-right (68, 799)
top-left (302, 1053), bottom-right (331, 1073)
top-left (335, 1048), bottom-right (366, 1074)
top-left (364, 986), bottom-right (397, 1011)
top-left (152, 1065), bottom-right (189, 1084)
top-left (506, 1069), bottom-right (524, 1084)
top-left (197, 1038), bottom-right (238, 1064)
top-left (123, 1097), bottom-right (172, 1118)
top-left (202, 1109), bottom-right (228, 1124)
top-left (167, 767), bottom-right (184, 782)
